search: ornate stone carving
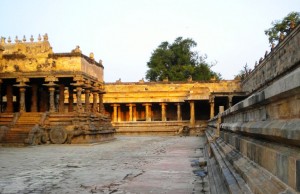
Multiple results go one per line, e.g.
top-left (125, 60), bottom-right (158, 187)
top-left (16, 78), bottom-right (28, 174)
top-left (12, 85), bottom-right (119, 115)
top-left (49, 127), bottom-right (67, 144)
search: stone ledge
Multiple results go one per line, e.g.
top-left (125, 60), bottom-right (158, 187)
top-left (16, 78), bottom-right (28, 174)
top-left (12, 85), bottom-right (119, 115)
top-left (220, 130), bottom-right (300, 192)
top-left (221, 119), bottom-right (300, 146)
top-left (207, 129), bottom-right (298, 193)
top-left (206, 131), bottom-right (252, 194)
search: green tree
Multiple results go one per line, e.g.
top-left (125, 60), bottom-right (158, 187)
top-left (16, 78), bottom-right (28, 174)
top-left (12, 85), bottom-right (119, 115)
top-left (264, 11), bottom-right (300, 45)
top-left (145, 37), bottom-right (221, 82)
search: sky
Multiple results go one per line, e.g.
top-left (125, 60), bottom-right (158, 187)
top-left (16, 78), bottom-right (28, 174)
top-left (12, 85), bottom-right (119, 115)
top-left (1, 0), bottom-right (299, 82)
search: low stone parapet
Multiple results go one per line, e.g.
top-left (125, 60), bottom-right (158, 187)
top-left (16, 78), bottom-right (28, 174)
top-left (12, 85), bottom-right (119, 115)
top-left (207, 128), bottom-right (297, 193)
top-left (207, 50), bottom-right (300, 192)
top-left (112, 121), bottom-right (207, 135)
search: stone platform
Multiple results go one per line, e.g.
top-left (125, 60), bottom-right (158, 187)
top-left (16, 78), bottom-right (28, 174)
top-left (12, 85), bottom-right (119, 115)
top-left (0, 112), bottom-right (115, 146)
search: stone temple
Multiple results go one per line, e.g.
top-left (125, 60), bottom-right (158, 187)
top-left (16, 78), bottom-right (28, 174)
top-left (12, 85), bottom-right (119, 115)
top-left (0, 21), bottom-right (299, 193)
top-left (0, 34), bottom-right (114, 145)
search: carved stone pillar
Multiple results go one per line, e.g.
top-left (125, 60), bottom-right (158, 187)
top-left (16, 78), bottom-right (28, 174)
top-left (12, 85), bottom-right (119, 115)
top-left (160, 103), bottom-right (167, 121)
top-left (6, 84), bottom-right (13, 113)
top-left (31, 84), bottom-right (38, 112)
top-left (143, 103), bottom-right (152, 121)
top-left (133, 105), bottom-right (137, 121)
top-left (91, 85), bottom-right (99, 113)
top-left (43, 76), bottom-right (58, 113)
top-left (85, 88), bottom-right (91, 112)
top-left (58, 84), bottom-right (65, 112)
top-left (14, 78), bottom-right (29, 113)
top-left (71, 75), bottom-right (85, 113)
top-left (49, 87), bottom-right (56, 112)
top-left (176, 103), bottom-right (182, 121)
top-left (118, 105), bottom-right (121, 122)
top-left (68, 87), bottom-right (74, 112)
top-left (92, 92), bottom-right (98, 113)
top-left (76, 87), bottom-right (83, 113)
top-left (127, 104), bottom-right (133, 121)
top-left (19, 87), bottom-right (26, 112)
top-left (189, 101), bottom-right (195, 126)
top-left (84, 80), bottom-right (92, 113)
top-left (129, 104), bottom-right (133, 121)
top-left (209, 96), bottom-right (215, 119)
top-left (112, 104), bottom-right (119, 122)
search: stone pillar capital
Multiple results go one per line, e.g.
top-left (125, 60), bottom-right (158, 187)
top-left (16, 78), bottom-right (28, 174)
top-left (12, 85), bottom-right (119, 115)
top-left (209, 95), bottom-right (215, 103)
top-left (44, 75), bottom-right (58, 83)
top-left (84, 79), bottom-right (92, 89)
top-left (111, 103), bottom-right (120, 107)
top-left (159, 103), bottom-right (167, 106)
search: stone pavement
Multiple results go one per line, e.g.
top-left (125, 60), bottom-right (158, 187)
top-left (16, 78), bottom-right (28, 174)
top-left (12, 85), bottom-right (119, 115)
top-left (0, 136), bottom-right (208, 194)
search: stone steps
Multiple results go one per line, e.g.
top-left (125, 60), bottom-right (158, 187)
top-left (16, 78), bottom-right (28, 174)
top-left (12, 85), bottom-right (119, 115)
top-left (0, 128), bottom-right (30, 144)
top-left (206, 129), bottom-right (298, 194)
top-left (1, 113), bottom-right (43, 145)
top-left (0, 113), bottom-right (14, 125)
top-left (16, 112), bottom-right (43, 125)
top-left (206, 130), bottom-right (252, 194)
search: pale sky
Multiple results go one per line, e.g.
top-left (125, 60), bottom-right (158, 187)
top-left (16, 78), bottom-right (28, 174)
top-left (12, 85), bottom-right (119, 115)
top-left (1, 0), bottom-right (299, 82)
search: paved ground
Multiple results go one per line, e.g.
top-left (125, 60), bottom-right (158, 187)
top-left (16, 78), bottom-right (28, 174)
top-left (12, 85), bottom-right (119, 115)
top-left (0, 136), bottom-right (208, 194)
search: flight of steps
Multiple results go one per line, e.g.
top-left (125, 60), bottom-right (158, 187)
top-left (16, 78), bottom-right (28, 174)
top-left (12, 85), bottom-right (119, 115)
top-left (0, 112), bottom-right (43, 145)
top-left (0, 113), bottom-right (14, 126)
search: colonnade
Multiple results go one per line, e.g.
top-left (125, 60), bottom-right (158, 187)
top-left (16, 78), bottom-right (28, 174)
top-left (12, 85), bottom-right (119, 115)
top-left (109, 94), bottom-right (238, 125)
top-left (110, 102), bottom-right (195, 123)
top-left (1, 76), bottom-right (105, 114)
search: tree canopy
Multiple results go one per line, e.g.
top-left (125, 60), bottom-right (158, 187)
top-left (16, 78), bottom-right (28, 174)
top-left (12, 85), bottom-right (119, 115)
top-left (264, 11), bottom-right (300, 45)
top-left (145, 37), bottom-right (221, 82)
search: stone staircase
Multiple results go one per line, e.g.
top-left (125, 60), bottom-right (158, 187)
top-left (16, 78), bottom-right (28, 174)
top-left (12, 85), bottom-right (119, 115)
top-left (0, 113), bottom-right (14, 126)
top-left (0, 112), bottom-right (43, 145)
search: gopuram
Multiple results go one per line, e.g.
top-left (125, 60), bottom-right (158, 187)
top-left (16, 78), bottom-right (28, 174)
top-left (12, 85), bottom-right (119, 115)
top-left (0, 34), bottom-right (115, 145)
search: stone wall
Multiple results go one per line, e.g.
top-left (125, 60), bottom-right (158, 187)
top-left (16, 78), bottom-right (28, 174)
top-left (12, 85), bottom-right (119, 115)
top-left (242, 24), bottom-right (300, 94)
top-left (207, 23), bottom-right (300, 193)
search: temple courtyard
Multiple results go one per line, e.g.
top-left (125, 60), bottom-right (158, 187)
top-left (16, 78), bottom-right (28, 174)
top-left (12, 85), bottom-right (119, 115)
top-left (0, 136), bottom-right (211, 194)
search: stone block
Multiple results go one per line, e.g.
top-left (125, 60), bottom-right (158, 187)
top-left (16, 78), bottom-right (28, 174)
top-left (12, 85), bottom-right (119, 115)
top-left (276, 154), bottom-right (289, 185)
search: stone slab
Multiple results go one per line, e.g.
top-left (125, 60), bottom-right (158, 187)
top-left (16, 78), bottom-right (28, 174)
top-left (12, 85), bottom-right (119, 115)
top-left (0, 136), bottom-right (207, 193)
